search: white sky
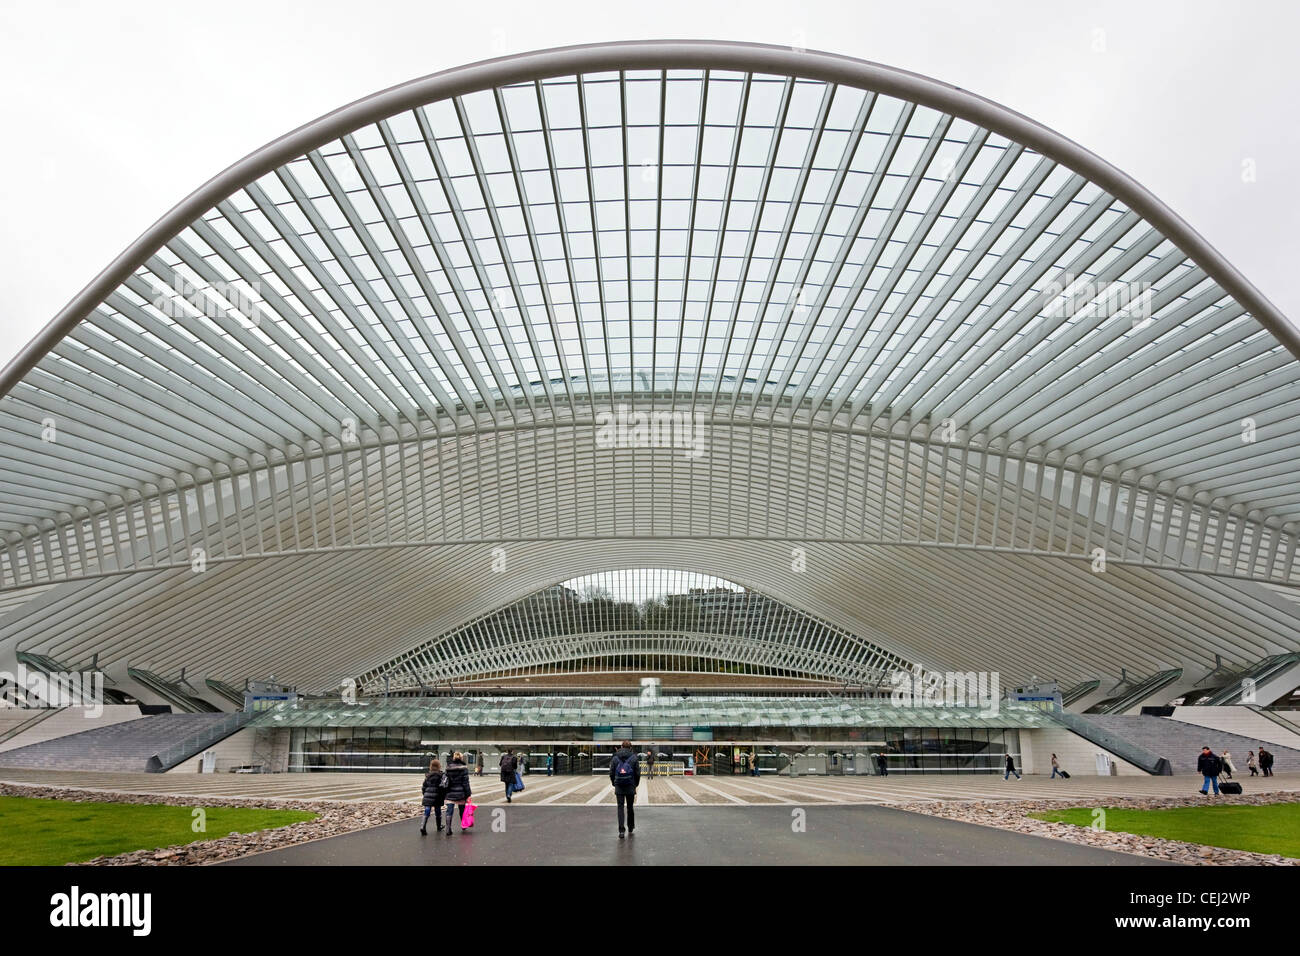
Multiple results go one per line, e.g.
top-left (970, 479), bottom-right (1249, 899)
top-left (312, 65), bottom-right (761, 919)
top-left (1, 0), bottom-right (1296, 366)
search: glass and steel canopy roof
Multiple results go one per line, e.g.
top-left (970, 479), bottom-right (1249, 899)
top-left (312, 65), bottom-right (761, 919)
top-left (248, 695), bottom-right (1054, 729)
top-left (0, 41), bottom-right (1296, 693)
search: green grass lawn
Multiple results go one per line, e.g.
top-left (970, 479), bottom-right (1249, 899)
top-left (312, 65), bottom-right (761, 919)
top-left (1030, 802), bottom-right (1300, 858)
top-left (0, 796), bottom-right (317, 866)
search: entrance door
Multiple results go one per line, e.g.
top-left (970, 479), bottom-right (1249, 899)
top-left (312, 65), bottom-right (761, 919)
top-left (691, 744), bottom-right (713, 775)
top-left (714, 747), bottom-right (733, 775)
top-left (552, 747), bottom-right (572, 776)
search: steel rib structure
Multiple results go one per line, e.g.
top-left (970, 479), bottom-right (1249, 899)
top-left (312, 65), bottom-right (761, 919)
top-left (0, 40), bottom-right (1297, 695)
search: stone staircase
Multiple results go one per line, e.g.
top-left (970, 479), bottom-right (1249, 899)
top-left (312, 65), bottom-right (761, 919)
top-left (0, 713), bottom-right (243, 772)
top-left (1081, 714), bottom-right (1300, 773)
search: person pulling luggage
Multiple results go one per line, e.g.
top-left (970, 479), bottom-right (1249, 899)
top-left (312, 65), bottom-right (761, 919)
top-left (1197, 746), bottom-right (1222, 795)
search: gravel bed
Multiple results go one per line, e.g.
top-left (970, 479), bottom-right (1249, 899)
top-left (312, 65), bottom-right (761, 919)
top-left (896, 791), bottom-right (1299, 865)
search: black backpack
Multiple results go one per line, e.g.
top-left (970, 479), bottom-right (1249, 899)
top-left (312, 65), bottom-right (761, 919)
top-left (613, 752), bottom-right (636, 783)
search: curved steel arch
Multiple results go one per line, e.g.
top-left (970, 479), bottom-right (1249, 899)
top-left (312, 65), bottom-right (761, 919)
top-left (3, 39), bottom-right (1295, 395)
top-left (1, 41), bottom-right (1298, 695)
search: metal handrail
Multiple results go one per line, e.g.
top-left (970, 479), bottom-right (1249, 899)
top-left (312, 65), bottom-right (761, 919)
top-left (1245, 705), bottom-right (1300, 742)
top-left (1094, 668), bottom-right (1183, 715)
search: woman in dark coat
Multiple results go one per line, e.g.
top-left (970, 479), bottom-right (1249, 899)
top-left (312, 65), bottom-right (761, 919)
top-left (499, 749), bottom-right (518, 803)
top-left (443, 751), bottom-right (472, 833)
top-left (420, 758), bottom-right (445, 835)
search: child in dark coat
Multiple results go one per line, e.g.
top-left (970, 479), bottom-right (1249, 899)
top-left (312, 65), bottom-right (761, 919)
top-left (420, 758), bottom-right (446, 835)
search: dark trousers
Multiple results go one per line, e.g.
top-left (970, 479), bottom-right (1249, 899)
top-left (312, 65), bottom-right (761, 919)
top-left (616, 790), bottom-right (636, 832)
top-left (422, 805), bottom-right (443, 828)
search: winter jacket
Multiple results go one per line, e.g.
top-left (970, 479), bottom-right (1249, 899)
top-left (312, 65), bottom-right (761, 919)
top-left (444, 759), bottom-right (473, 802)
top-left (1197, 752), bottom-right (1222, 776)
top-left (499, 752), bottom-right (517, 783)
top-left (1004, 755), bottom-right (1016, 771)
top-left (422, 771), bottom-right (446, 807)
top-left (609, 747), bottom-right (641, 794)
top-left (1260, 750), bottom-right (1274, 769)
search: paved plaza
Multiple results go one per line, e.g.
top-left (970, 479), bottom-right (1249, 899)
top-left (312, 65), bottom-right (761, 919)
top-left (4, 768), bottom-right (1297, 806)
top-left (220, 803), bottom-right (1175, 867)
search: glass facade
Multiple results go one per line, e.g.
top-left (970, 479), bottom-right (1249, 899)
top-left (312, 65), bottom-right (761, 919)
top-left (289, 725), bottom-right (1021, 774)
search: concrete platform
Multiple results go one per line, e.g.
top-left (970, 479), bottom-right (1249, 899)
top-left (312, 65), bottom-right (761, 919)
top-left (220, 804), bottom-right (1176, 866)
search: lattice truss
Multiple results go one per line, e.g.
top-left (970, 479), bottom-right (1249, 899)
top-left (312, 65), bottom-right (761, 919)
top-left (359, 569), bottom-right (914, 691)
top-left (0, 47), bottom-right (1297, 690)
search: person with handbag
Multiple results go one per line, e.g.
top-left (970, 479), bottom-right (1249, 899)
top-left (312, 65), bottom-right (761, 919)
top-left (499, 749), bottom-right (518, 803)
top-left (419, 758), bottom-right (446, 835)
top-left (609, 739), bottom-right (641, 839)
top-left (443, 751), bottom-right (472, 833)
top-left (1247, 750), bottom-right (1258, 776)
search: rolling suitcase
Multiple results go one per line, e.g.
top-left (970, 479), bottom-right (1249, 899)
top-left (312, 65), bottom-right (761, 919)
top-left (1060, 770), bottom-right (1070, 779)
top-left (1220, 781), bottom-right (1242, 794)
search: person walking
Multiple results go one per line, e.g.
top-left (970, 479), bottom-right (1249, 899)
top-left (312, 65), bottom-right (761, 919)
top-left (420, 758), bottom-right (446, 835)
top-left (1197, 746), bottom-right (1222, 795)
top-left (609, 739), bottom-right (641, 839)
top-left (1050, 753), bottom-right (1065, 779)
top-left (1003, 753), bottom-right (1021, 780)
top-left (876, 752), bottom-right (888, 777)
top-left (443, 750), bottom-right (472, 833)
top-left (1247, 750), bottom-right (1258, 776)
top-left (1220, 750), bottom-right (1234, 779)
top-left (1260, 747), bottom-right (1274, 777)
top-left (499, 748), bottom-right (518, 803)
top-left (475, 751), bottom-right (484, 777)
top-left (546, 752), bottom-right (554, 777)
top-left (749, 750), bottom-right (759, 777)
top-left (646, 745), bottom-right (656, 778)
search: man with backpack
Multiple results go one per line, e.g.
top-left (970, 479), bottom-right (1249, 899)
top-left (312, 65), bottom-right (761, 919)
top-left (1197, 746), bottom-right (1222, 795)
top-left (609, 740), bottom-right (641, 839)
top-left (499, 749), bottom-right (518, 803)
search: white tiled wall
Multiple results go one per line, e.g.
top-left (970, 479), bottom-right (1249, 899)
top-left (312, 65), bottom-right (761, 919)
top-left (1022, 725), bottom-right (1147, 776)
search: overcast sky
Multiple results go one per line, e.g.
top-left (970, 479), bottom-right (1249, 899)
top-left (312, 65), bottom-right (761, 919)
top-left (1, 0), bottom-right (1296, 366)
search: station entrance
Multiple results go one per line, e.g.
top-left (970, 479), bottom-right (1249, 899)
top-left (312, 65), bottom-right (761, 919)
top-left (473, 743), bottom-right (886, 776)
